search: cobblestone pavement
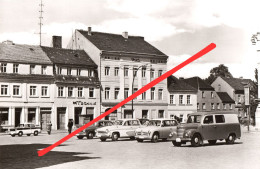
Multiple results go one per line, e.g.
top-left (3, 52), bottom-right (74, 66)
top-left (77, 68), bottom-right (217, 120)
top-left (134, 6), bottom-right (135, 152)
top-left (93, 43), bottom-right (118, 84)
top-left (0, 129), bottom-right (260, 169)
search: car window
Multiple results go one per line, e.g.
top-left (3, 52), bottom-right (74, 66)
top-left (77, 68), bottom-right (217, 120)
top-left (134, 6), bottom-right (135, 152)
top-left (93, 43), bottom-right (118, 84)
top-left (215, 115), bottom-right (225, 123)
top-left (148, 120), bottom-right (161, 126)
top-left (115, 120), bottom-right (123, 125)
top-left (171, 120), bottom-right (178, 126)
top-left (123, 121), bottom-right (130, 126)
top-left (105, 122), bottom-right (113, 126)
top-left (132, 120), bottom-right (140, 126)
top-left (31, 124), bottom-right (35, 128)
top-left (24, 124), bottom-right (30, 128)
top-left (203, 115), bottom-right (214, 124)
top-left (163, 120), bottom-right (171, 127)
top-left (187, 115), bottom-right (201, 123)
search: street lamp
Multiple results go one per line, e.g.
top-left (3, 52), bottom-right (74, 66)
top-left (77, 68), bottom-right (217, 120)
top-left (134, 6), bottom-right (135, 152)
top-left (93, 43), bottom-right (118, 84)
top-left (131, 64), bottom-right (148, 116)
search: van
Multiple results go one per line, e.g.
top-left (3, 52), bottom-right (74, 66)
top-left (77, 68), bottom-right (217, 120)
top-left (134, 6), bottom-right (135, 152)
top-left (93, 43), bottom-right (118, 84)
top-left (168, 112), bottom-right (241, 147)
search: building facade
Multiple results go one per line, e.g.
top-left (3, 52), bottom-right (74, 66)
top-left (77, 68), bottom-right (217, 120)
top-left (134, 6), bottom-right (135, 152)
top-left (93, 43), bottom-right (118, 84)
top-left (0, 39), bottom-right (100, 131)
top-left (67, 28), bottom-right (168, 120)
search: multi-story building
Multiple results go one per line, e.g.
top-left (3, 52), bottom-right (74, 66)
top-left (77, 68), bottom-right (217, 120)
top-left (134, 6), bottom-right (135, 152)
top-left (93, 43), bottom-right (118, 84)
top-left (167, 76), bottom-right (197, 122)
top-left (183, 77), bottom-right (235, 112)
top-left (211, 76), bottom-right (254, 117)
top-left (67, 27), bottom-right (168, 119)
top-left (0, 37), bottom-right (100, 131)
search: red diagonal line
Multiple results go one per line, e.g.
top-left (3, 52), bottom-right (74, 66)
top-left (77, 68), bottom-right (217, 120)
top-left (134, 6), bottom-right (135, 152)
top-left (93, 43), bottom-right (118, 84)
top-left (38, 43), bottom-right (216, 157)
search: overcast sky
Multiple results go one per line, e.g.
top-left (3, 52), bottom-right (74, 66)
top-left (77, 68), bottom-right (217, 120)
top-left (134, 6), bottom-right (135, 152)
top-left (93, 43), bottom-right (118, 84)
top-left (1, 0), bottom-right (260, 80)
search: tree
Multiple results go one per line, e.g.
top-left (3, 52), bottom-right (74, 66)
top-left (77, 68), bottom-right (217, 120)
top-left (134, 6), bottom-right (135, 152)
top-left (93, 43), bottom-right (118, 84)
top-left (204, 64), bottom-right (233, 84)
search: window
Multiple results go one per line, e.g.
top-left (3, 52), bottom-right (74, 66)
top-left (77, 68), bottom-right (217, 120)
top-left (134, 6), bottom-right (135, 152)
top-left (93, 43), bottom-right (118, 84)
top-left (1, 85), bottom-right (8, 95)
top-left (179, 95), bottom-right (183, 104)
top-left (202, 91), bottom-right (205, 98)
top-left (151, 88), bottom-right (155, 100)
top-left (217, 103), bottom-right (220, 110)
top-left (202, 103), bottom-right (206, 110)
top-left (13, 85), bottom-right (20, 96)
top-left (30, 86), bottom-right (37, 96)
top-left (150, 69), bottom-right (154, 78)
top-left (158, 89), bottom-right (163, 100)
top-left (124, 88), bottom-right (129, 99)
top-left (230, 104), bottom-right (233, 110)
top-left (68, 87), bottom-right (73, 97)
top-left (179, 115), bottom-right (184, 123)
top-left (203, 115), bottom-right (213, 124)
top-left (114, 67), bottom-right (119, 76)
top-left (41, 86), bottom-right (48, 96)
top-left (211, 92), bottom-right (214, 98)
top-left (13, 64), bottom-right (19, 73)
top-left (187, 95), bottom-right (191, 104)
top-left (124, 67), bottom-right (128, 77)
top-left (114, 88), bottom-right (119, 99)
top-left (142, 68), bottom-right (146, 77)
top-left (158, 70), bottom-right (163, 77)
top-left (30, 65), bottom-right (35, 74)
top-left (76, 69), bottom-right (81, 76)
top-left (58, 87), bottom-right (64, 97)
top-left (88, 69), bottom-right (94, 77)
top-left (170, 94), bottom-right (174, 104)
top-left (197, 103), bottom-right (200, 110)
top-left (78, 87), bottom-right (83, 97)
top-left (211, 103), bottom-right (215, 110)
top-left (133, 68), bottom-right (138, 77)
top-left (142, 91), bottom-right (146, 100)
top-left (223, 104), bottom-right (226, 110)
top-left (67, 68), bottom-right (72, 75)
top-left (105, 87), bottom-right (110, 99)
top-left (105, 67), bottom-right (110, 76)
top-left (215, 115), bottom-right (225, 123)
top-left (57, 67), bottom-right (62, 75)
top-left (41, 65), bottom-right (47, 75)
top-left (1, 63), bottom-right (7, 73)
top-left (89, 88), bottom-right (94, 98)
top-left (158, 110), bottom-right (164, 118)
top-left (133, 88), bottom-right (138, 100)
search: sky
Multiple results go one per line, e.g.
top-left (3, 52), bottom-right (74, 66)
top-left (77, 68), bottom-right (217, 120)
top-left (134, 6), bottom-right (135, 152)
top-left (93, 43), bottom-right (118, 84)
top-left (1, 0), bottom-right (260, 80)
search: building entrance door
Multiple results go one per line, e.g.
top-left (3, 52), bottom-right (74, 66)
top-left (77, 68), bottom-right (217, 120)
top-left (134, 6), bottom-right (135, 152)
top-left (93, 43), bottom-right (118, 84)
top-left (124, 110), bottom-right (133, 119)
top-left (15, 108), bottom-right (22, 127)
top-left (40, 108), bottom-right (52, 130)
top-left (57, 108), bottom-right (66, 130)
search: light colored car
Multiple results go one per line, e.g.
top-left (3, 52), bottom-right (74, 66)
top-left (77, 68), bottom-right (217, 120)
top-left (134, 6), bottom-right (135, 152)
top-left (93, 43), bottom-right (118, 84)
top-left (9, 123), bottom-right (41, 137)
top-left (168, 112), bottom-right (241, 147)
top-left (135, 119), bottom-right (178, 143)
top-left (96, 119), bottom-right (141, 141)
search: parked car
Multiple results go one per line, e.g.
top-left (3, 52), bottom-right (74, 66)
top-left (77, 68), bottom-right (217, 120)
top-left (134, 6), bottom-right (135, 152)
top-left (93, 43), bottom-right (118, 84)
top-left (96, 119), bottom-right (141, 141)
top-left (76, 120), bottom-right (114, 139)
top-left (168, 112), bottom-right (241, 147)
top-left (9, 123), bottom-right (41, 137)
top-left (135, 119), bottom-right (178, 143)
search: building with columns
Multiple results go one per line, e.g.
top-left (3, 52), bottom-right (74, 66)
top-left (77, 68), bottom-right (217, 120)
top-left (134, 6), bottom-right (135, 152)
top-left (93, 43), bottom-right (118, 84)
top-left (67, 28), bottom-right (168, 120)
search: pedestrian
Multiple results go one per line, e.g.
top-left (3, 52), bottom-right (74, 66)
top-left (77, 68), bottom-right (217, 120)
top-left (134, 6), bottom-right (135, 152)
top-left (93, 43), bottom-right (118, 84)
top-left (68, 119), bottom-right (73, 134)
top-left (47, 121), bottom-right (52, 135)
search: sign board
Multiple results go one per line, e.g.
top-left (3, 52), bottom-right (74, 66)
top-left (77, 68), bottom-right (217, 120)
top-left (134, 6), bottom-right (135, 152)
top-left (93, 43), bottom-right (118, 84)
top-left (244, 87), bottom-right (250, 106)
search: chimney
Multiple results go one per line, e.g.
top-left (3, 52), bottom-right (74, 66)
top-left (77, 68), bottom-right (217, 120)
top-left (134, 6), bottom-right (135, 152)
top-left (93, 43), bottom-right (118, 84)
top-left (52, 36), bottom-right (62, 48)
top-left (88, 27), bottom-right (92, 35)
top-left (122, 31), bottom-right (128, 39)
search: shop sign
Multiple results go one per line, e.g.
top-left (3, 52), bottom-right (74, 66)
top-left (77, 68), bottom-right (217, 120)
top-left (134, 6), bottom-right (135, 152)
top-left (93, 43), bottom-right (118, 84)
top-left (73, 101), bottom-right (96, 106)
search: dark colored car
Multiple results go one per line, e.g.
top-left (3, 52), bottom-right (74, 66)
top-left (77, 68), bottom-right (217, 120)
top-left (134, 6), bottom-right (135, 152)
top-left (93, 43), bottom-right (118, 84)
top-left (76, 120), bottom-right (114, 139)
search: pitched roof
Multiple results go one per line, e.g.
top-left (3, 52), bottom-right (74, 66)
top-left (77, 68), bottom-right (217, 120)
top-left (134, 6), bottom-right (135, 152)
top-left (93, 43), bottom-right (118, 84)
top-left (183, 77), bottom-right (214, 91)
top-left (221, 77), bottom-right (254, 93)
top-left (0, 43), bottom-right (52, 64)
top-left (167, 76), bottom-right (197, 92)
top-left (216, 92), bottom-right (235, 103)
top-left (78, 30), bottom-right (167, 57)
top-left (41, 46), bottom-right (96, 67)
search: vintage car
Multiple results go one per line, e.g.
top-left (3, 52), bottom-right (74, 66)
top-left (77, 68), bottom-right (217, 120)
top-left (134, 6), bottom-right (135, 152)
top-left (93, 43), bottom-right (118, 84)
top-left (76, 120), bottom-right (114, 139)
top-left (168, 112), bottom-right (241, 147)
top-left (96, 119), bottom-right (141, 141)
top-left (135, 119), bottom-right (178, 143)
top-left (9, 123), bottom-right (41, 137)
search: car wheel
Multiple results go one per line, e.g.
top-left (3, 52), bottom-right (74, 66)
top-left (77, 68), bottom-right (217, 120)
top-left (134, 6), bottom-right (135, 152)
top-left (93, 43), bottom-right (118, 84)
top-left (172, 141), bottom-right (181, 147)
top-left (100, 138), bottom-right (106, 142)
top-left (87, 132), bottom-right (94, 139)
top-left (130, 137), bottom-right (135, 140)
top-left (226, 134), bottom-right (235, 144)
top-left (151, 133), bottom-right (159, 143)
top-left (137, 139), bottom-right (143, 142)
top-left (112, 133), bottom-right (119, 141)
top-left (208, 140), bottom-right (217, 145)
top-left (11, 134), bottom-right (15, 137)
top-left (191, 133), bottom-right (202, 147)
top-left (77, 136), bottom-right (83, 139)
top-left (27, 134), bottom-right (31, 136)
top-left (18, 131), bottom-right (23, 137)
top-left (34, 131), bottom-right (38, 136)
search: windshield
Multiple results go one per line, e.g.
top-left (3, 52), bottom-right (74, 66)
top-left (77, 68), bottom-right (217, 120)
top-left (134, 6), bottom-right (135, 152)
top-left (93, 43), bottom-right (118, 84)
top-left (147, 120), bottom-right (161, 126)
top-left (114, 120), bottom-right (123, 125)
top-left (187, 115), bottom-right (201, 123)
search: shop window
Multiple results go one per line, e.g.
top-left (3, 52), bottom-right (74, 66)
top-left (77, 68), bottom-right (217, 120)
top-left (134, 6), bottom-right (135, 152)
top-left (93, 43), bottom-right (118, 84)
top-left (0, 108), bottom-right (9, 125)
top-left (28, 108), bottom-right (36, 124)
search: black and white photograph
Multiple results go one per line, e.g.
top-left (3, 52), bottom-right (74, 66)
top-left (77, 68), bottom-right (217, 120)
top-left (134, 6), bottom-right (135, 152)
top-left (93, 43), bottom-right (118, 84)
top-left (0, 0), bottom-right (260, 169)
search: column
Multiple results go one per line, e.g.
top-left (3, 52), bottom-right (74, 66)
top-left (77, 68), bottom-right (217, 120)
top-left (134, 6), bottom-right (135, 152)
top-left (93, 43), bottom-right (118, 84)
top-left (35, 107), bottom-right (40, 125)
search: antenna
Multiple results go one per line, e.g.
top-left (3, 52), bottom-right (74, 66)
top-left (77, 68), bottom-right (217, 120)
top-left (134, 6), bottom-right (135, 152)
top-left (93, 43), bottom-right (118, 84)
top-left (38, 0), bottom-right (44, 46)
